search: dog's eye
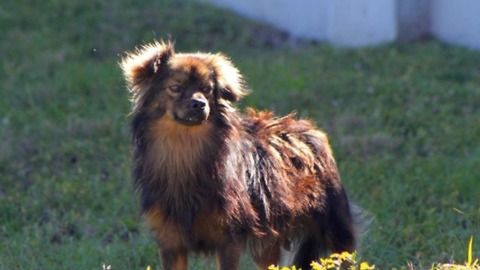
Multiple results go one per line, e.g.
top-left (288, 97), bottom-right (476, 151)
top-left (169, 85), bottom-right (184, 93)
top-left (201, 86), bottom-right (213, 94)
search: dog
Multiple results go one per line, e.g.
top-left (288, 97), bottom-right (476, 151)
top-left (120, 41), bottom-right (357, 270)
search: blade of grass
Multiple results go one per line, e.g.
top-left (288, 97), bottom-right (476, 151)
top-left (468, 236), bottom-right (473, 267)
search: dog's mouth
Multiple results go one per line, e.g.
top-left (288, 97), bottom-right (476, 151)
top-left (173, 112), bottom-right (207, 126)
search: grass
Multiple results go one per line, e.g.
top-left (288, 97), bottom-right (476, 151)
top-left (1, 0), bottom-right (480, 269)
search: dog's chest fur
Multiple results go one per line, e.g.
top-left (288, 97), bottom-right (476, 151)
top-left (141, 116), bottom-right (239, 250)
top-left (146, 116), bottom-right (214, 183)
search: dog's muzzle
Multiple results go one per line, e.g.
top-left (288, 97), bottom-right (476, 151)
top-left (173, 99), bottom-right (209, 126)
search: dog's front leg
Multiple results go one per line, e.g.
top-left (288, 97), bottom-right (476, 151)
top-left (159, 247), bottom-right (188, 270)
top-left (215, 241), bottom-right (242, 270)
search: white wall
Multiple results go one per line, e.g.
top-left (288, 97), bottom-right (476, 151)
top-left (326, 0), bottom-right (397, 47)
top-left (430, 0), bottom-right (480, 50)
top-left (203, 0), bottom-right (480, 49)
top-left (203, 0), bottom-right (329, 40)
top-left (264, 0), bottom-right (329, 40)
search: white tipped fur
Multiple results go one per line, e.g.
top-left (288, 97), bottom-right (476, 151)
top-left (279, 244), bottom-right (299, 267)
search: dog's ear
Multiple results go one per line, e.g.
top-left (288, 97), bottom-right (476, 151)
top-left (120, 40), bottom-right (174, 90)
top-left (208, 53), bottom-right (249, 102)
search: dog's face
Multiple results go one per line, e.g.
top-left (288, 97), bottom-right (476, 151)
top-left (161, 57), bottom-right (214, 126)
top-left (121, 41), bottom-right (248, 127)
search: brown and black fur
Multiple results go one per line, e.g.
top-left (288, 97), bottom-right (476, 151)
top-left (120, 41), bottom-right (357, 270)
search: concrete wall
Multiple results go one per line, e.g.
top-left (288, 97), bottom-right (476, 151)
top-left (326, 0), bottom-right (397, 47)
top-left (203, 0), bottom-right (480, 49)
top-left (203, 0), bottom-right (330, 40)
top-left (430, 0), bottom-right (480, 50)
top-left (204, 0), bottom-right (396, 46)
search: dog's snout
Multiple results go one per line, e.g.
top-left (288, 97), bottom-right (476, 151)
top-left (190, 99), bottom-right (206, 111)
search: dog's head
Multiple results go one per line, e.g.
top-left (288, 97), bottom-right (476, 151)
top-left (121, 41), bottom-right (248, 126)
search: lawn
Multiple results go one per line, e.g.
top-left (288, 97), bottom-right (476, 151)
top-left (1, 0), bottom-right (479, 269)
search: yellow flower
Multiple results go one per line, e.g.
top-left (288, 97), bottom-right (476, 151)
top-left (360, 262), bottom-right (375, 270)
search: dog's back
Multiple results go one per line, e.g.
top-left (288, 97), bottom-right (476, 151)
top-left (241, 110), bottom-right (357, 269)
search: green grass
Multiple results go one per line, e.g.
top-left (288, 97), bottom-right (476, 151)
top-left (1, 0), bottom-right (480, 269)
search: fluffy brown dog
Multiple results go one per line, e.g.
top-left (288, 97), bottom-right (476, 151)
top-left (120, 41), bottom-right (357, 270)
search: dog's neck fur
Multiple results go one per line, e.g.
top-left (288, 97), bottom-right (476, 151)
top-left (145, 115), bottom-right (215, 187)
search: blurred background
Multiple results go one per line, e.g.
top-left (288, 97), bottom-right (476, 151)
top-left (1, 0), bottom-right (479, 269)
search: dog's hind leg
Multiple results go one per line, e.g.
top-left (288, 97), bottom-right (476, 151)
top-left (215, 241), bottom-right (243, 270)
top-left (159, 247), bottom-right (188, 270)
top-left (250, 238), bottom-right (281, 270)
top-left (292, 186), bottom-right (357, 269)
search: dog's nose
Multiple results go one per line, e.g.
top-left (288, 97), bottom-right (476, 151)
top-left (190, 99), bottom-right (206, 111)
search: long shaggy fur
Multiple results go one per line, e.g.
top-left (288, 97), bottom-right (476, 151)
top-left (120, 41), bottom-right (357, 270)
